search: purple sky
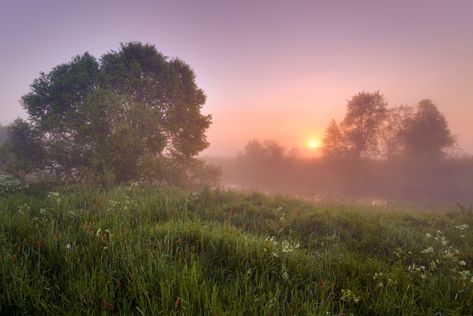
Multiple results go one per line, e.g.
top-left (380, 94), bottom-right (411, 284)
top-left (1, 0), bottom-right (472, 156)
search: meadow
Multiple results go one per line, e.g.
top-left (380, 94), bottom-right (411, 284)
top-left (0, 184), bottom-right (472, 315)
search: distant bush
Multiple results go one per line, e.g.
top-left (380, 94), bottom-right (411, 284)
top-left (0, 174), bottom-right (25, 194)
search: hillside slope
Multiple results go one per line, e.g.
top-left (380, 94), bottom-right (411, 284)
top-left (1, 186), bottom-right (472, 315)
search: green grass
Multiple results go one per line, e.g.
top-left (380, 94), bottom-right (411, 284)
top-left (1, 185), bottom-right (472, 315)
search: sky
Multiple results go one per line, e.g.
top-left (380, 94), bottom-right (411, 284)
top-left (1, 0), bottom-right (472, 156)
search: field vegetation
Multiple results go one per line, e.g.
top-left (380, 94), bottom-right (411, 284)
top-left (1, 184), bottom-right (472, 315)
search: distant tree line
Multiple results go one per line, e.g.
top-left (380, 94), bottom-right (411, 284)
top-left (0, 42), bottom-right (220, 187)
top-left (217, 92), bottom-right (470, 202)
top-left (322, 91), bottom-right (455, 161)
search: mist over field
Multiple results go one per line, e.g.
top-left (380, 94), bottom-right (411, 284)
top-left (208, 93), bottom-right (473, 204)
top-left (210, 155), bottom-right (473, 204)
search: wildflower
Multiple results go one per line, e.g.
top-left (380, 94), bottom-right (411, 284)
top-left (394, 247), bottom-right (403, 258)
top-left (281, 263), bottom-right (289, 280)
top-left (440, 237), bottom-right (448, 245)
top-left (47, 191), bottom-right (61, 204)
top-left (340, 289), bottom-right (360, 303)
top-left (281, 240), bottom-right (300, 253)
top-left (271, 252), bottom-right (279, 258)
top-left (443, 249), bottom-right (455, 259)
top-left (425, 233), bottom-right (432, 238)
top-left (65, 244), bottom-right (71, 250)
top-left (459, 270), bottom-right (471, 281)
top-left (421, 246), bottom-right (434, 254)
top-left (459, 260), bottom-right (466, 266)
top-left (455, 224), bottom-right (469, 231)
top-left (373, 272), bottom-right (384, 280)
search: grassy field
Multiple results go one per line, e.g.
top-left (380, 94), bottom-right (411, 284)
top-left (0, 185), bottom-right (472, 315)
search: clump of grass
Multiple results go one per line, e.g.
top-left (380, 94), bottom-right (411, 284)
top-left (0, 185), bottom-right (472, 315)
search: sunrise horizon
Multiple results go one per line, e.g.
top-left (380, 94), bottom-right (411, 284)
top-left (1, 0), bottom-right (472, 158)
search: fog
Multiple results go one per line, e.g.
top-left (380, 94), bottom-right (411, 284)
top-left (208, 148), bottom-right (473, 204)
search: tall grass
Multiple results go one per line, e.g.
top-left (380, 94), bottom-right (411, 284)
top-left (1, 185), bottom-right (472, 315)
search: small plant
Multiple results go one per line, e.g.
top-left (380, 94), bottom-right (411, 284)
top-left (0, 174), bottom-right (25, 194)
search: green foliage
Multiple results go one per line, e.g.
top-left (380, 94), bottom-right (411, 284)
top-left (0, 186), bottom-right (472, 315)
top-left (0, 119), bottom-right (46, 178)
top-left (12, 42), bottom-right (216, 185)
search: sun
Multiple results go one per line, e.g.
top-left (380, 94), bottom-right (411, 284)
top-left (306, 137), bottom-right (321, 149)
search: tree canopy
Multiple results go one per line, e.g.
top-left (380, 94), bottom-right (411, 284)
top-left (341, 91), bottom-right (387, 159)
top-left (3, 42), bottom-right (219, 186)
top-left (400, 99), bottom-right (455, 159)
top-left (323, 92), bottom-right (455, 161)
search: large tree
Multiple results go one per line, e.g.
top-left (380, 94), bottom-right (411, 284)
top-left (399, 99), bottom-right (455, 160)
top-left (8, 42), bottom-right (217, 185)
top-left (341, 91), bottom-right (387, 159)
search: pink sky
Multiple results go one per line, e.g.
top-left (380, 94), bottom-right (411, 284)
top-left (1, 0), bottom-right (472, 156)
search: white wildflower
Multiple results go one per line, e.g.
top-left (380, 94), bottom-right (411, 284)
top-left (425, 233), bottom-right (432, 238)
top-left (459, 270), bottom-right (471, 281)
top-left (440, 236), bottom-right (448, 245)
top-left (65, 244), bottom-right (71, 250)
top-left (281, 263), bottom-right (289, 280)
top-left (48, 191), bottom-right (61, 204)
top-left (455, 224), bottom-right (469, 231)
top-left (460, 260), bottom-right (466, 266)
top-left (281, 240), bottom-right (300, 253)
top-left (341, 289), bottom-right (360, 303)
top-left (421, 246), bottom-right (434, 254)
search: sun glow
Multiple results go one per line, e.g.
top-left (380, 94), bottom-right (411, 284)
top-left (306, 137), bottom-right (321, 149)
